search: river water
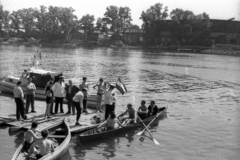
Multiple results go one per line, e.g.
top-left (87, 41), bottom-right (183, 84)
top-left (0, 45), bottom-right (240, 160)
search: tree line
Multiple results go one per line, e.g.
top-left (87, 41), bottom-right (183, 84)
top-left (0, 3), bottom-right (210, 45)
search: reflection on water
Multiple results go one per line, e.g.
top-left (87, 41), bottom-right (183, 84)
top-left (0, 45), bottom-right (240, 160)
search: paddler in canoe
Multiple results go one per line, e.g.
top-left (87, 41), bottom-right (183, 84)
top-left (24, 121), bottom-right (41, 150)
top-left (106, 111), bottom-right (125, 130)
top-left (27, 129), bottom-right (55, 159)
top-left (118, 103), bottom-right (137, 125)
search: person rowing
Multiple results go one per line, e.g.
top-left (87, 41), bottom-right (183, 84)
top-left (118, 103), bottom-right (137, 125)
top-left (28, 129), bottom-right (55, 159)
top-left (24, 121), bottom-right (41, 150)
top-left (106, 111), bottom-right (125, 130)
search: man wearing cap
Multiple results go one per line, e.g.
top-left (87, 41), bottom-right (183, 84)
top-left (79, 77), bottom-right (89, 114)
top-left (104, 82), bottom-right (117, 120)
top-left (93, 78), bottom-right (105, 112)
top-left (13, 81), bottom-right (27, 120)
top-left (25, 78), bottom-right (36, 113)
top-left (52, 76), bottom-right (66, 114)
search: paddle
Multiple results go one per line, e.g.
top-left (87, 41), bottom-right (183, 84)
top-left (137, 115), bottom-right (160, 145)
top-left (136, 107), bottom-right (166, 136)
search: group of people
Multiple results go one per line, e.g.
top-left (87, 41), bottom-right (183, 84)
top-left (105, 100), bottom-right (159, 130)
top-left (44, 76), bottom-right (90, 124)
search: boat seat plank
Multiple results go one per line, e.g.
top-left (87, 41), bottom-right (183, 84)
top-left (48, 134), bottom-right (66, 138)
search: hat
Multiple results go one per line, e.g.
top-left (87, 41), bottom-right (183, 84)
top-left (110, 83), bottom-right (116, 87)
top-left (17, 81), bottom-right (22, 85)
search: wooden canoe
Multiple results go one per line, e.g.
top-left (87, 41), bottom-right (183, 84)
top-left (79, 107), bottom-right (167, 142)
top-left (11, 119), bottom-right (71, 160)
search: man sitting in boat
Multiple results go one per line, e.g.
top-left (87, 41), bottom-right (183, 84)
top-left (28, 129), bottom-right (55, 159)
top-left (24, 121), bottom-right (41, 150)
top-left (138, 100), bottom-right (148, 119)
top-left (148, 100), bottom-right (159, 117)
top-left (119, 103), bottom-right (137, 125)
top-left (106, 111), bottom-right (125, 130)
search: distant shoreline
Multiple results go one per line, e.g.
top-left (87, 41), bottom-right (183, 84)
top-left (1, 40), bottom-right (240, 56)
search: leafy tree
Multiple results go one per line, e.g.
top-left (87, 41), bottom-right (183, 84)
top-left (79, 14), bottom-right (95, 41)
top-left (9, 11), bottom-right (21, 37)
top-left (46, 6), bottom-right (61, 39)
top-left (0, 5), bottom-right (10, 37)
top-left (140, 3), bottom-right (168, 44)
top-left (33, 5), bottom-right (48, 39)
top-left (103, 5), bottom-right (132, 40)
top-left (58, 7), bottom-right (78, 42)
top-left (18, 8), bottom-right (36, 39)
top-left (170, 8), bottom-right (210, 45)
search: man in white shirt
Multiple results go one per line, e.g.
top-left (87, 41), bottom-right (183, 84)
top-left (25, 78), bottom-right (36, 113)
top-left (52, 76), bottom-right (65, 114)
top-left (13, 81), bottom-right (27, 120)
top-left (72, 90), bottom-right (84, 125)
top-left (104, 83), bottom-right (116, 120)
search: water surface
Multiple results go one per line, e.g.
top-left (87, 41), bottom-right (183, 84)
top-left (0, 45), bottom-right (240, 160)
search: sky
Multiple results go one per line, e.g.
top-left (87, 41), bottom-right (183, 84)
top-left (1, 0), bottom-right (240, 26)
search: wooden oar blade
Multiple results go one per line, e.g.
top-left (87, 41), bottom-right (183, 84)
top-left (153, 138), bottom-right (160, 145)
top-left (8, 126), bottom-right (22, 134)
top-left (136, 131), bottom-right (144, 136)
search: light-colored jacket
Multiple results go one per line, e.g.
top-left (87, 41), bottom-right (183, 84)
top-left (104, 89), bottom-right (116, 105)
top-left (52, 82), bottom-right (65, 98)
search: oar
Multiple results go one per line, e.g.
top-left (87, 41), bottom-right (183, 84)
top-left (136, 107), bottom-right (165, 136)
top-left (137, 115), bottom-right (160, 145)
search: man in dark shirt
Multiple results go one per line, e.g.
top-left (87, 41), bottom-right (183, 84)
top-left (148, 100), bottom-right (158, 117)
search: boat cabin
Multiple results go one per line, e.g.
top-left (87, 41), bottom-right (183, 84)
top-left (20, 68), bottom-right (62, 88)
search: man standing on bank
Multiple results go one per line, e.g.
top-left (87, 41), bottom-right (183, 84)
top-left (65, 80), bottom-right (79, 114)
top-left (52, 76), bottom-right (66, 114)
top-left (13, 81), bottom-right (27, 120)
top-left (104, 83), bottom-right (116, 120)
top-left (79, 77), bottom-right (89, 114)
top-left (72, 89), bottom-right (84, 125)
top-left (25, 78), bottom-right (36, 113)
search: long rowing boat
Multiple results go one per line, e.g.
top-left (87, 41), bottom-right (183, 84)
top-left (79, 106), bottom-right (167, 142)
top-left (11, 119), bottom-right (71, 160)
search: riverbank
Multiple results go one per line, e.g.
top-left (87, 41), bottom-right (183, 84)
top-left (201, 44), bottom-right (240, 55)
top-left (1, 38), bottom-right (240, 56)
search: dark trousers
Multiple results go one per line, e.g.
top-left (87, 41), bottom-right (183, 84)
top-left (73, 101), bottom-right (82, 122)
top-left (55, 97), bottom-right (64, 113)
top-left (105, 103), bottom-right (115, 120)
top-left (67, 98), bottom-right (75, 114)
top-left (83, 99), bottom-right (87, 111)
top-left (15, 98), bottom-right (25, 120)
top-left (26, 94), bottom-right (35, 113)
top-left (50, 97), bottom-right (54, 114)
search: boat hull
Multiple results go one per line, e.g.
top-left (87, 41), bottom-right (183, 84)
top-left (79, 107), bottom-right (167, 142)
top-left (11, 119), bottom-right (71, 160)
